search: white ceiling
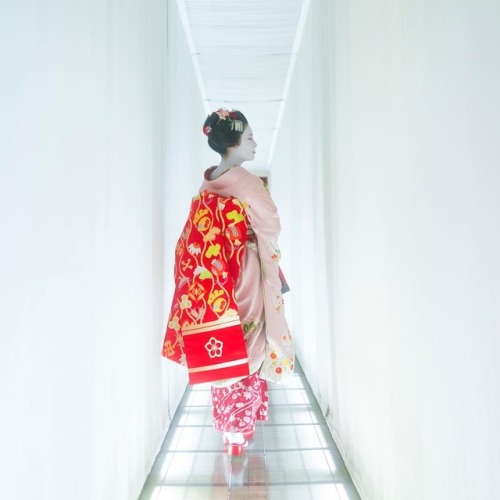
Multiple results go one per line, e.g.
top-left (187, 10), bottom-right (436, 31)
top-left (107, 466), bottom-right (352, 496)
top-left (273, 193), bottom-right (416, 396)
top-left (176, 0), bottom-right (310, 173)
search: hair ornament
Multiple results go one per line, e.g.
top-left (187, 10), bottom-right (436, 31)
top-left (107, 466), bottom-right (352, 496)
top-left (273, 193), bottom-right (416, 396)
top-left (210, 108), bottom-right (244, 133)
top-left (231, 119), bottom-right (244, 132)
top-left (203, 124), bottom-right (212, 136)
top-left (216, 109), bottom-right (230, 120)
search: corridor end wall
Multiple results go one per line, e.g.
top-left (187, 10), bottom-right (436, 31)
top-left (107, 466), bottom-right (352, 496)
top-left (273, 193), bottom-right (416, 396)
top-left (271, 0), bottom-right (500, 499)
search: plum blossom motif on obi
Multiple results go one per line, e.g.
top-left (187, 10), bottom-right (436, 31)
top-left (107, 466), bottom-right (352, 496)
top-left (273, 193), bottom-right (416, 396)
top-left (205, 337), bottom-right (224, 359)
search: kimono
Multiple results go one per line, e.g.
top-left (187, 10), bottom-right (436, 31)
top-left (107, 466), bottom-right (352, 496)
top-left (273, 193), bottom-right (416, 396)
top-left (162, 165), bottom-right (294, 432)
top-left (162, 190), bottom-right (251, 384)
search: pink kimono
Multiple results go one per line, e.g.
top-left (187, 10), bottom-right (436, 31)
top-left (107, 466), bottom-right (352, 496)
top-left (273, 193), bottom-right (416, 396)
top-left (200, 166), bottom-right (294, 381)
top-left (163, 167), bottom-right (295, 432)
top-left (200, 166), bottom-right (294, 434)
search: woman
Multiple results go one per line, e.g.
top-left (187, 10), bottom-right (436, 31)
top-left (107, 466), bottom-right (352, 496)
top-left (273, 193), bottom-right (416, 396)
top-left (162, 109), bottom-right (294, 456)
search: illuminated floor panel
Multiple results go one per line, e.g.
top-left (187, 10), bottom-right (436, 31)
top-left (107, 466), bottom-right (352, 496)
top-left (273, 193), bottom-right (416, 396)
top-left (139, 362), bottom-right (361, 499)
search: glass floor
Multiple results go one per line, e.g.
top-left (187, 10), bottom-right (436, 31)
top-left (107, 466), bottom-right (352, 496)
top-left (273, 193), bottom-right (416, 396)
top-left (138, 362), bottom-right (361, 499)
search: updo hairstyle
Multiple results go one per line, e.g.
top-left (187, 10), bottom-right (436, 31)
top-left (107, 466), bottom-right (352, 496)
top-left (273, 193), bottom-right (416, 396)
top-left (203, 109), bottom-right (248, 156)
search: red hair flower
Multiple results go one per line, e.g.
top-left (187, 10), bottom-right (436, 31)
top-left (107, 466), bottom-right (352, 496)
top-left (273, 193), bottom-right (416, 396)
top-left (208, 108), bottom-right (243, 133)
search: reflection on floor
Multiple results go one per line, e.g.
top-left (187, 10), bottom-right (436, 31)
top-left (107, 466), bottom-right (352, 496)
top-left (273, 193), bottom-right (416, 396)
top-left (139, 362), bottom-right (361, 499)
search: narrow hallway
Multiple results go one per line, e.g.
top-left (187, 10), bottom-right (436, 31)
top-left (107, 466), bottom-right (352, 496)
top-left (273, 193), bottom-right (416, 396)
top-left (139, 361), bottom-right (360, 499)
top-left (3, 1), bottom-right (500, 499)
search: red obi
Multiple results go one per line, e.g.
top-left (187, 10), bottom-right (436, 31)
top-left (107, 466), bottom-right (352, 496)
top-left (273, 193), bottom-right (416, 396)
top-left (162, 191), bottom-right (250, 384)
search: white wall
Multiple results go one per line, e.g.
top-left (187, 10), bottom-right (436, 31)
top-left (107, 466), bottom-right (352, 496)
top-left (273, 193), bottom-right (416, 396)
top-left (163, 0), bottom-right (215, 419)
top-left (0, 1), bottom-right (207, 499)
top-left (271, 0), bottom-right (500, 499)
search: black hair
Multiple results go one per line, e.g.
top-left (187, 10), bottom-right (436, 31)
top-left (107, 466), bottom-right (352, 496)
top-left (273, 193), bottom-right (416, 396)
top-left (203, 110), bottom-right (248, 156)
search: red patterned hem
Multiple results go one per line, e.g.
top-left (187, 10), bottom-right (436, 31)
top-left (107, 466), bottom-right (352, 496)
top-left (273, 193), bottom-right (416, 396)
top-left (211, 372), bottom-right (269, 433)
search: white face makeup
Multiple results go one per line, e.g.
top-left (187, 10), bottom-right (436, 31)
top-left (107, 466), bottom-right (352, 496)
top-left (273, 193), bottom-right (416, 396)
top-left (231, 125), bottom-right (257, 163)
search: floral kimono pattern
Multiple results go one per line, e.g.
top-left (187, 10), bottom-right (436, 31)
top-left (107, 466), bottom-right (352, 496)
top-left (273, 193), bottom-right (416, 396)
top-left (211, 372), bottom-right (269, 433)
top-left (200, 166), bottom-right (295, 384)
top-left (162, 190), bottom-right (250, 383)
